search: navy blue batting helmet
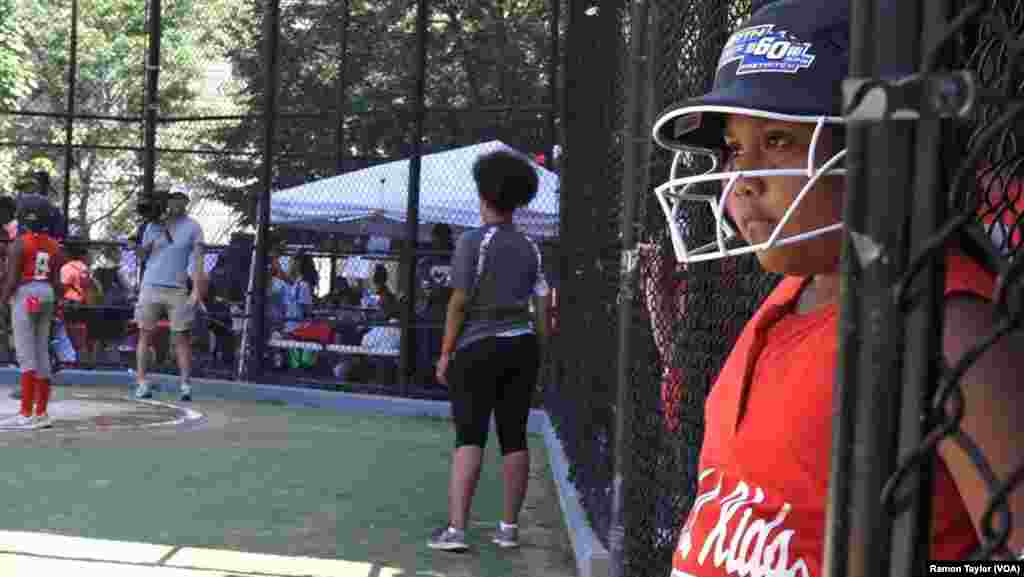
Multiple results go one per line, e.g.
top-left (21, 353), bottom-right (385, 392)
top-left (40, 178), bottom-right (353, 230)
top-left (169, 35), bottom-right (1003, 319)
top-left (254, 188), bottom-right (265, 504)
top-left (649, 0), bottom-right (851, 264)
top-left (16, 194), bottom-right (53, 234)
top-left (653, 0), bottom-right (849, 153)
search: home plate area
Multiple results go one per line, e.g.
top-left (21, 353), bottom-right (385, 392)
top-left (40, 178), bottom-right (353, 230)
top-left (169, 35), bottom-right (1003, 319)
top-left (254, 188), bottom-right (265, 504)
top-left (0, 393), bottom-right (203, 432)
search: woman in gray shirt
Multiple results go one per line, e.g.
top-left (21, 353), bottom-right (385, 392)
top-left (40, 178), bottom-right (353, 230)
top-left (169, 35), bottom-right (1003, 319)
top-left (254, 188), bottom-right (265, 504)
top-left (429, 149), bottom-right (550, 552)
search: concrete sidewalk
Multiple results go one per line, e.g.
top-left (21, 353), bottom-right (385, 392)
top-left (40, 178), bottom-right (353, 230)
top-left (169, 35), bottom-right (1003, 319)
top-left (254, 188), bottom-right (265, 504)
top-left (0, 530), bottom-right (403, 576)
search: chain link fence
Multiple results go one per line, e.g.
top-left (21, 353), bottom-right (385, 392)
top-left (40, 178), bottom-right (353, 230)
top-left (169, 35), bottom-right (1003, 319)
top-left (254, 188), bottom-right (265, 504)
top-left (551, 0), bottom-right (1023, 575)
top-left (621, 1), bottom-right (783, 572)
top-left (0, 0), bottom-right (560, 395)
top-left (544, 0), bottom-right (625, 551)
top-left (830, 1), bottom-right (1024, 574)
top-left (545, 0), bottom-right (780, 572)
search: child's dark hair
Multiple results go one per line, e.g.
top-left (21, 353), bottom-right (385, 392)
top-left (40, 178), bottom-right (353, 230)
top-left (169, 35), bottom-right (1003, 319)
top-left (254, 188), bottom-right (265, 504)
top-left (431, 223), bottom-right (454, 251)
top-left (65, 238), bottom-right (89, 260)
top-left (373, 263), bottom-right (389, 287)
top-left (472, 150), bottom-right (539, 214)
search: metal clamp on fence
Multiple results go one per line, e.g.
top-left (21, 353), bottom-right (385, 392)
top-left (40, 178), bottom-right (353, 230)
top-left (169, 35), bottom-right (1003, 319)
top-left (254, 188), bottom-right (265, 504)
top-left (843, 71), bottom-right (978, 122)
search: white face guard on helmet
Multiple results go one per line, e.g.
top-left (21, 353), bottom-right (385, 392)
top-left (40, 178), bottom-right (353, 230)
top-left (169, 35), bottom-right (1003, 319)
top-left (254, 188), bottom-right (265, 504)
top-left (651, 110), bottom-right (847, 264)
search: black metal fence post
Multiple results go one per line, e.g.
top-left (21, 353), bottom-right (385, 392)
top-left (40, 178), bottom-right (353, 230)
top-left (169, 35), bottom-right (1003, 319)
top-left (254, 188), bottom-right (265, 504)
top-left (334, 0), bottom-right (350, 175)
top-left (546, 0), bottom-right (560, 170)
top-left (399, 0), bottom-right (429, 392)
top-left (609, 0), bottom-right (653, 572)
top-left (247, 0), bottom-right (281, 381)
top-left (552, 0), bottom-right (625, 553)
top-left (141, 0), bottom-right (161, 216)
top-left (63, 0), bottom-right (79, 238)
top-left (827, 2), bottom-right (930, 576)
top-left (889, 4), bottom-right (952, 573)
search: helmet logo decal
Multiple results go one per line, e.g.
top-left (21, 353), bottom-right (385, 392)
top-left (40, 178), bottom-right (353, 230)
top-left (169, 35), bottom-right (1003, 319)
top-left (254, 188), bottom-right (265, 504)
top-left (718, 24), bottom-right (816, 76)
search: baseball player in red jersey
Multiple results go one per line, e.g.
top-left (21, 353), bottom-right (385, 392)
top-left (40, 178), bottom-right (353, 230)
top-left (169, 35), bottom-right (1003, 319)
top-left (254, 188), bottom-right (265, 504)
top-left (0, 195), bottom-right (64, 429)
top-left (649, 1), bottom-right (1024, 573)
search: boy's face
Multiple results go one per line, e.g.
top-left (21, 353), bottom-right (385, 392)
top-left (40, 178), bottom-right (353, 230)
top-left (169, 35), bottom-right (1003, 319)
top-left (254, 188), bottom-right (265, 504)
top-left (722, 114), bottom-right (845, 276)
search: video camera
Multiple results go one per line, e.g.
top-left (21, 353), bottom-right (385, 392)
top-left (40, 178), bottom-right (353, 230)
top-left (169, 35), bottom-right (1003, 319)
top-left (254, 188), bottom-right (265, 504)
top-left (137, 187), bottom-right (170, 222)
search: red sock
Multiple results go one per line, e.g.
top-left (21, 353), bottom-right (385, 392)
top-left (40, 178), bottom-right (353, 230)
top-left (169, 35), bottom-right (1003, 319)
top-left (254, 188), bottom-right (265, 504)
top-left (19, 371), bottom-right (36, 417)
top-left (35, 375), bottom-right (50, 416)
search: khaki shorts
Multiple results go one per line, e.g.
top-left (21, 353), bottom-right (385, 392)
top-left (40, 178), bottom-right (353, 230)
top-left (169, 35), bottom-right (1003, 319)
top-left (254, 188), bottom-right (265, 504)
top-left (135, 286), bottom-right (195, 333)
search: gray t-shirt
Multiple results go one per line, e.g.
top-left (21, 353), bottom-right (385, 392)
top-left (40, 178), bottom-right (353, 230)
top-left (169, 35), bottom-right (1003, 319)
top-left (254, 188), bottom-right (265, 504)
top-left (141, 216), bottom-right (204, 289)
top-left (452, 223), bottom-right (549, 351)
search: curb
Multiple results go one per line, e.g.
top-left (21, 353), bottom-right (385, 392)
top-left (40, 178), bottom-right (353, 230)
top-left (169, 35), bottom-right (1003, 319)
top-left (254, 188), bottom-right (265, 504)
top-left (537, 412), bottom-right (610, 577)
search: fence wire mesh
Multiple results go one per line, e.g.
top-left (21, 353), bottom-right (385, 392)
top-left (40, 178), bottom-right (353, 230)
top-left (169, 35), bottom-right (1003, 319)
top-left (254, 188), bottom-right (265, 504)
top-left (624, 1), bottom-right (787, 572)
top-left (544, 0), bottom-right (783, 574)
top-left (877, 0), bottom-right (1024, 565)
top-left (543, 0), bottom-right (622, 548)
top-left (555, 0), bottom-right (1024, 574)
top-left (0, 0), bottom-right (559, 394)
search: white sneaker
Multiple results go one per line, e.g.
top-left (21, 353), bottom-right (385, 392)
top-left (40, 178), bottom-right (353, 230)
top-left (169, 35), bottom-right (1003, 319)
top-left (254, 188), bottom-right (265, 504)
top-left (134, 382), bottom-right (153, 399)
top-left (32, 415), bottom-right (53, 429)
top-left (0, 414), bottom-right (36, 429)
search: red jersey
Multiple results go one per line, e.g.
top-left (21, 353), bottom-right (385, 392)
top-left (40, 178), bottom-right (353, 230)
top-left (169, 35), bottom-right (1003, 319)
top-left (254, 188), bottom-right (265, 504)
top-left (670, 254), bottom-right (990, 577)
top-left (18, 232), bottom-right (60, 285)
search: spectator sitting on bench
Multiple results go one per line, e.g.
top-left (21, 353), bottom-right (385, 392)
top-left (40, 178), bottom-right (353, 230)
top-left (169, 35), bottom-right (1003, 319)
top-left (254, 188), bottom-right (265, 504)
top-left (283, 253), bottom-right (314, 334)
top-left (363, 263), bottom-right (398, 322)
top-left (333, 287), bottom-right (366, 346)
top-left (61, 240), bottom-right (98, 365)
top-left (361, 313), bottom-right (400, 352)
top-left (324, 277), bottom-right (348, 307)
top-left (90, 265), bottom-right (133, 361)
top-left (344, 311), bottom-right (400, 383)
top-left (267, 251), bottom-right (289, 336)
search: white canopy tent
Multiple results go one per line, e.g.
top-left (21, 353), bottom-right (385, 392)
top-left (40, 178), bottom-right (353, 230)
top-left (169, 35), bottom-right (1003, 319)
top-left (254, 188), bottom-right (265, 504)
top-left (270, 141), bottom-right (560, 242)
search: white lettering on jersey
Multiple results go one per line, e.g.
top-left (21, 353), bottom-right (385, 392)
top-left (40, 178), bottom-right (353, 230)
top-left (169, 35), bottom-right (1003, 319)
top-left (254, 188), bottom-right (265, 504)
top-left (675, 468), bottom-right (811, 577)
top-left (33, 252), bottom-right (50, 280)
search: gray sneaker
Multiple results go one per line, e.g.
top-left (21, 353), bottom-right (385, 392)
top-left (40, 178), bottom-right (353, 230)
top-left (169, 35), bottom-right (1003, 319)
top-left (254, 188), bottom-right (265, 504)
top-left (134, 382), bottom-right (153, 399)
top-left (427, 526), bottom-right (468, 552)
top-left (492, 523), bottom-right (520, 548)
top-left (0, 414), bottom-right (36, 429)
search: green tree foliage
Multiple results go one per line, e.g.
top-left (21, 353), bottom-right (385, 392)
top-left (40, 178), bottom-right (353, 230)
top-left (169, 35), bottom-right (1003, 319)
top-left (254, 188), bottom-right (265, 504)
top-left (11, 0), bottom-right (233, 239)
top-left (0, 0), bottom-right (28, 109)
top-left (3, 0), bottom-right (558, 235)
top-left (206, 0), bottom-right (556, 225)
top-left (0, 0), bottom-right (31, 194)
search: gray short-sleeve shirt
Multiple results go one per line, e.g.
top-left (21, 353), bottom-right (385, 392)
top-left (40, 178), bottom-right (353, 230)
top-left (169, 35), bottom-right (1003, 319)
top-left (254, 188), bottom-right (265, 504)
top-left (141, 216), bottom-right (205, 289)
top-left (451, 222), bottom-right (549, 351)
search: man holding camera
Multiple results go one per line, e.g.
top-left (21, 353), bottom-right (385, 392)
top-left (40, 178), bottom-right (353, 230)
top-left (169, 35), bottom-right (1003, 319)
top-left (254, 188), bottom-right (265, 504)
top-left (134, 187), bottom-right (206, 401)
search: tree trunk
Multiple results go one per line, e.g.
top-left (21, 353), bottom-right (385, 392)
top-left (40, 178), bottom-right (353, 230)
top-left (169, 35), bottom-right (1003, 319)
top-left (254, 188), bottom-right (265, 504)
top-left (75, 149), bottom-right (98, 240)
